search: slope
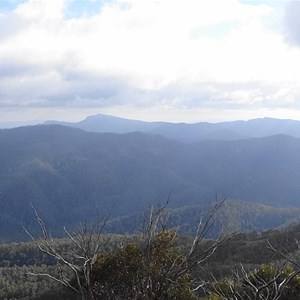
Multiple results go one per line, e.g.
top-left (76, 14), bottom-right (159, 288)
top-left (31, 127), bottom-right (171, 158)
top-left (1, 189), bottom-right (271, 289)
top-left (1, 125), bottom-right (300, 240)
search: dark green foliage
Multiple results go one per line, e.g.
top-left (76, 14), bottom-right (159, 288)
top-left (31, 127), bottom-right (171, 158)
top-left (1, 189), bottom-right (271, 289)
top-left (88, 231), bottom-right (197, 299)
top-left (0, 264), bottom-right (63, 300)
top-left (3, 224), bottom-right (300, 299)
top-left (0, 234), bottom-right (130, 299)
top-left (203, 263), bottom-right (300, 300)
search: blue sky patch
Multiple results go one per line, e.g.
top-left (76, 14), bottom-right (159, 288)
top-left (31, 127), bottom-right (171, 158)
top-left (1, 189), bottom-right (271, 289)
top-left (0, 0), bottom-right (114, 17)
top-left (64, 0), bottom-right (113, 19)
top-left (0, 0), bottom-right (27, 13)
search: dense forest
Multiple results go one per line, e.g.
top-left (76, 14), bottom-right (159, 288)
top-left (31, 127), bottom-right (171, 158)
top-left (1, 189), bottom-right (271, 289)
top-left (2, 124), bottom-right (300, 241)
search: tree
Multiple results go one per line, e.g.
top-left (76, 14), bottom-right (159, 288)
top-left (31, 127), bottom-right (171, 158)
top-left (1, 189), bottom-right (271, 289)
top-left (202, 241), bottom-right (300, 300)
top-left (25, 200), bottom-right (234, 300)
top-left (24, 205), bottom-right (110, 300)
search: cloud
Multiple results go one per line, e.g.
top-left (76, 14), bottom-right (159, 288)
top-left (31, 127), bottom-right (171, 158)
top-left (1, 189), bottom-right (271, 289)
top-left (284, 1), bottom-right (300, 47)
top-left (0, 13), bottom-right (25, 40)
top-left (0, 0), bottom-right (299, 121)
top-left (147, 79), bottom-right (300, 111)
top-left (15, 0), bottom-right (65, 21)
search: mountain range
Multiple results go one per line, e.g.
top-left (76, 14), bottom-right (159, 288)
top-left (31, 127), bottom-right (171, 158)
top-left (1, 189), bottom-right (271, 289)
top-left (1, 115), bottom-right (300, 240)
top-left (46, 113), bottom-right (300, 142)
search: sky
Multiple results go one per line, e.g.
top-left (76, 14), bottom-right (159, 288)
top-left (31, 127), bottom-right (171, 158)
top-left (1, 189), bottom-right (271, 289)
top-left (0, 0), bottom-right (300, 123)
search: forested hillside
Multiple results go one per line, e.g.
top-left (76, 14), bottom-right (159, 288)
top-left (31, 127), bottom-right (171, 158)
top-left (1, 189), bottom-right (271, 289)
top-left (106, 199), bottom-right (300, 236)
top-left (2, 125), bottom-right (300, 240)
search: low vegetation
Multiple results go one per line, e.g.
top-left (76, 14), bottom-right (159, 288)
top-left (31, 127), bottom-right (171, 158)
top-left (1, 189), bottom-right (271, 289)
top-left (3, 204), bottom-right (300, 299)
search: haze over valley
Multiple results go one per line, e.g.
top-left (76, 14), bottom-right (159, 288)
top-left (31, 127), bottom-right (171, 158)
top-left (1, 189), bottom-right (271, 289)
top-left (1, 114), bottom-right (300, 241)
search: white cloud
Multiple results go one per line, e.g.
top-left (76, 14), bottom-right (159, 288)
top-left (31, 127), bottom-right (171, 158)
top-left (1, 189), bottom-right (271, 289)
top-left (284, 0), bottom-right (300, 47)
top-left (15, 0), bottom-right (65, 21)
top-left (0, 0), bottom-right (299, 121)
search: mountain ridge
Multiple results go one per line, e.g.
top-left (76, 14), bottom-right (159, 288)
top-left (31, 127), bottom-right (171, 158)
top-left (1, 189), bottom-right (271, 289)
top-left (44, 114), bottom-right (300, 142)
top-left (106, 199), bottom-right (300, 236)
top-left (1, 125), bottom-right (300, 240)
